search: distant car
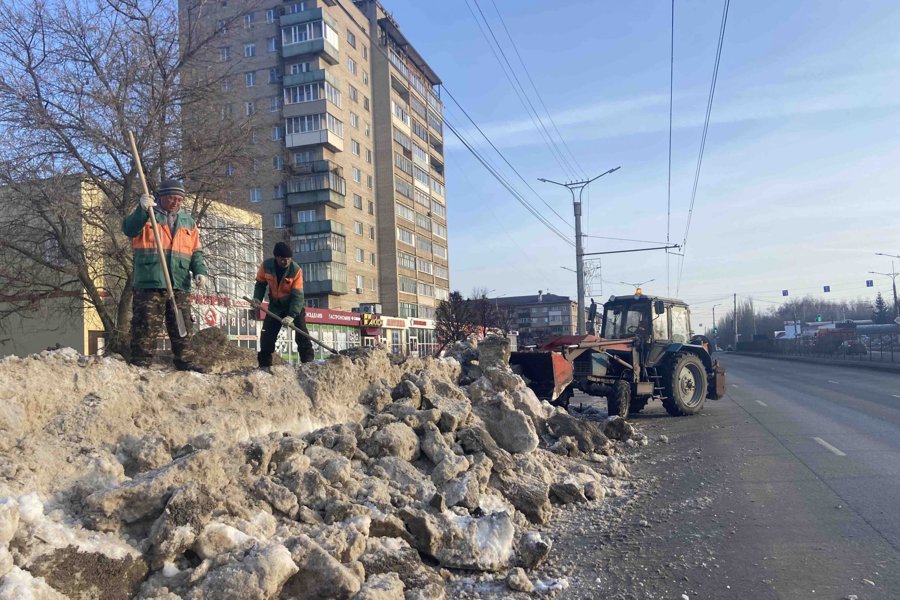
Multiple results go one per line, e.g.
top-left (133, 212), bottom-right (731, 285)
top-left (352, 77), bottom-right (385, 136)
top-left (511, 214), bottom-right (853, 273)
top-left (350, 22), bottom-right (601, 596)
top-left (725, 345), bottom-right (734, 352)
top-left (838, 340), bottom-right (867, 355)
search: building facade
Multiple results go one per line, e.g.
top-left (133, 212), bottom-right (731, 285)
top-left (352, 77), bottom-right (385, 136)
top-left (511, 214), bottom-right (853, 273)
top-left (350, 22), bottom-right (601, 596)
top-left (493, 291), bottom-right (579, 347)
top-left (179, 0), bottom-right (449, 316)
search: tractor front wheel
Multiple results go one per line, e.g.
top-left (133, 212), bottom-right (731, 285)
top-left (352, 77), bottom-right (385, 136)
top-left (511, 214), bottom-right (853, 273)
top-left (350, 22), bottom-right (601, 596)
top-left (606, 380), bottom-right (631, 418)
top-left (662, 353), bottom-right (707, 416)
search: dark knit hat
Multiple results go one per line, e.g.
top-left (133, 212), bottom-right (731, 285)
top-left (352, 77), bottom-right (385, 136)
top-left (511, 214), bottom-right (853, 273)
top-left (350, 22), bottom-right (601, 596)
top-left (157, 179), bottom-right (186, 197)
top-left (273, 242), bottom-right (293, 258)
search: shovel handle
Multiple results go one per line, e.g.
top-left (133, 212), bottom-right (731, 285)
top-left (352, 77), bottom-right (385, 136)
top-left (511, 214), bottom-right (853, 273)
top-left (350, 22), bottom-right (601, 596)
top-left (242, 296), bottom-right (338, 355)
top-left (127, 131), bottom-right (187, 338)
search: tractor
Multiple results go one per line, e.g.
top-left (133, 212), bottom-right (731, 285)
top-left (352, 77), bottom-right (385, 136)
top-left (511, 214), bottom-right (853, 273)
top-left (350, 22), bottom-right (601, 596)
top-left (510, 292), bottom-right (725, 417)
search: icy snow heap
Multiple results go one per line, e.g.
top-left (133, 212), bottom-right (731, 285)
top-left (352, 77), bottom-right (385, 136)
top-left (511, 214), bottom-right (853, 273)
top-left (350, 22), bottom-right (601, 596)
top-left (0, 336), bottom-right (634, 599)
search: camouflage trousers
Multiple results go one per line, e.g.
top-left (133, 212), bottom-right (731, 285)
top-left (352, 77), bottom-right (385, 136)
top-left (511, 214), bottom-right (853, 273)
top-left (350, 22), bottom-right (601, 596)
top-left (258, 309), bottom-right (315, 367)
top-left (130, 288), bottom-right (196, 368)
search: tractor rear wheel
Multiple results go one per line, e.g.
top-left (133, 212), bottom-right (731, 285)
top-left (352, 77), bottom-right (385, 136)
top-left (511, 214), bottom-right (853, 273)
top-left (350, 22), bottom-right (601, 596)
top-left (661, 353), bottom-right (707, 416)
top-left (606, 380), bottom-right (631, 418)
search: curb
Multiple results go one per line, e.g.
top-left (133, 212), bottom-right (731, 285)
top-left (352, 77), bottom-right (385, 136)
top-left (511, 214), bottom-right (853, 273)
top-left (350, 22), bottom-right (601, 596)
top-left (733, 352), bottom-right (900, 374)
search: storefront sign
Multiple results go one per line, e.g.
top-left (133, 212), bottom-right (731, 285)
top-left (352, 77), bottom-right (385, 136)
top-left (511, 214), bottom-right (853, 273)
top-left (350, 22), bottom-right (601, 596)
top-left (384, 318), bottom-right (406, 328)
top-left (361, 313), bottom-right (383, 327)
top-left (306, 309), bottom-right (361, 326)
top-left (408, 318), bottom-right (434, 328)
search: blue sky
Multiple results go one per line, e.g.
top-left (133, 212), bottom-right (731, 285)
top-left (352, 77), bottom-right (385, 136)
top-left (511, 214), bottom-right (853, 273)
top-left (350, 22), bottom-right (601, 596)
top-left (382, 0), bottom-right (900, 326)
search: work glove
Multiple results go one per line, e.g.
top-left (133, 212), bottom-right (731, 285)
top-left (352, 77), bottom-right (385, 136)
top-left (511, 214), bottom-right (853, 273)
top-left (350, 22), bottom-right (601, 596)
top-left (139, 193), bottom-right (155, 210)
top-left (194, 275), bottom-right (206, 288)
top-left (281, 316), bottom-right (294, 327)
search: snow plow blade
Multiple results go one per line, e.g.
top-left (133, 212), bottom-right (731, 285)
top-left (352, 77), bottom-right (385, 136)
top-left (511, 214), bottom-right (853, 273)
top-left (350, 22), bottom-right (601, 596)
top-left (509, 350), bottom-right (574, 404)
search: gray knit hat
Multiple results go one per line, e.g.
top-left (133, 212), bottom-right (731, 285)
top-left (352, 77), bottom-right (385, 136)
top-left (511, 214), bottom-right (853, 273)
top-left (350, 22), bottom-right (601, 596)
top-left (157, 179), bottom-right (186, 197)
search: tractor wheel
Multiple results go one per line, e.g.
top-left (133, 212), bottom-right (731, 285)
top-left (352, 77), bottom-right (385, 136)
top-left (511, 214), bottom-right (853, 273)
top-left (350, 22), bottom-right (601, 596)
top-left (629, 397), bottom-right (650, 415)
top-left (606, 380), bottom-right (631, 418)
top-left (662, 353), bottom-right (708, 416)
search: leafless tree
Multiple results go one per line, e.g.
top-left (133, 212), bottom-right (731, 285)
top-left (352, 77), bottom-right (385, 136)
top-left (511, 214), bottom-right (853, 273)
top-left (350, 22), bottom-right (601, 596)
top-left (0, 0), bottom-right (259, 354)
top-left (435, 291), bottom-right (475, 353)
top-left (470, 287), bottom-right (502, 336)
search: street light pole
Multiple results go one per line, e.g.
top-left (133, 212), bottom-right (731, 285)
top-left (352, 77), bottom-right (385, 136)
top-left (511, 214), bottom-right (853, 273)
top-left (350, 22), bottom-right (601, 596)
top-left (712, 303), bottom-right (721, 348)
top-left (874, 253), bottom-right (900, 317)
top-left (539, 167), bottom-right (620, 335)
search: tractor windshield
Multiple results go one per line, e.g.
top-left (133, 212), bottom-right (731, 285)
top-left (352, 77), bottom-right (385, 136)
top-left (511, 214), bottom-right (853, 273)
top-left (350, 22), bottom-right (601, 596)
top-left (602, 305), bottom-right (647, 339)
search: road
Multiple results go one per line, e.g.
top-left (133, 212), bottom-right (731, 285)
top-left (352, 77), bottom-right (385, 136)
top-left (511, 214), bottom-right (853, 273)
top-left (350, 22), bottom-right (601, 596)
top-left (544, 353), bottom-right (900, 599)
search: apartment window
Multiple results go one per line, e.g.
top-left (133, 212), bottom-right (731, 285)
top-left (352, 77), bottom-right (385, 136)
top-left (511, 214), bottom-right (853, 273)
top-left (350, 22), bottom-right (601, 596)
top-left (222, 78), bottom-right (232, 92)
top-left (249, 130), bottom-right (258, 144)
top-left (399, 276), bottom-right (417, 294)
top-left (365, 149), bottom-right (372, 164)
top-left (269, 67), bottom-right (281, 83)
top-left (302, 262), bottom-right (347, 283)
top-left (273, 183), bottom-right (286, 199)
top-left (286, 2), bottom-right (306, 14)
top-left (347, 30), bottom-right (356, 48)
top-left (431, 200), bottom-right (446, 218)
top-left (414, 188), bottom-right (430, 208)
top-left (431, 178), bottom-right (445, 197)
top-left (435, 265), bottom-right (449, 280)
top-left (354, 221), bottom-right (363, 235)
top-left (356, 274), bottom-right (365, 289)
top-left (284, 82), bottom-right (341, 106)
top-left (353, 194), bottom-right (363, 209)
top-left (289, 62), bottom-right (311, 75)
top-left (293, 151), bottom-right (312, 165)
top-left (352, 167), bottom-right (361, 183)
top-left (397, 227), bottom-right (414, 246)
top-left (363, 46), bottom-right (368, 60)
top-left (394, 153), bottom-right (413, 176)
top-left (351, 139), bottom-right (360, 156)
top-left (369, 226), bottom-right (375, 240)
top-left (410, 96), bottom-right (426, 119)
top-left (412, 144), bottom-right (429, 166)
top-left (391, 101), bottom-right (410, 127)
top-left (269, 97), bottom-right (281, 112)
top-left (363, 72), bottom-right (369, 86)
top-left (282, 20), bottom-right (334, 46)
top-left (272, 155), bottom-right (284, 170)
top-left (417, 282), bottom-right (435, 297)
top-left (370, 252), bottom-right (376, 266)
top-left (400, 302), bottom-right (417, 318)
top-left (217, 19), bottom-right (228, 33)
top-left (348, 84), bottom-right (358, 103)
top-left (267, 37), bottom-right (278, 53)
top-left (249, 187), bottom-right (262, 203)
top-left (365, 122), bottom-right (370, 138)
top-left (413, 166), bottom-right (430, 187)
top-left (285, 113), bottom-right (343, 138)
top-left (296, 209), bottom-right (318, 223)
top-left (245, 72), bottom-right (256, 87)
top-left (367, 174), bottom-right (373, 190)
top-left (364, 97), bottom-right (369, 111)
top-left (367, 201), bottom-right (374, 215)
top-left (356, 248), bottom-right (364, 263)
top-left (272, 125), bottom-right (284, 140)
top-left (434, 223), bottom-right (447, 239)
top-left (427, 110), bottom-right (443, 134)
top-left (393, 127), bottom-right (411, 151)
top-left (244, 13), bottom-right (255, 28)
top-left (244, 44), bottom-right (255, 58)
top-left (435, 288), bottom-right (450, 302)
top-left (433, 243), bottom-right (448, 259)
top-left (225, 164), bottom-right (235, 176)
top-left (266, 8), bottom-right (276, 23)
top-left (245, 101), bottom-right (255, 116)
top-left (417, 258), bottom-right (433, 275)
top-left (398, 251), bottom-right (416, 270)
top-left (347, 57), bottom-right (357, 76)
top-left (350, 112), bottom-right (359, 129)
top-left (395, 177), bottom-right (413, 199)
top-left (416, 237), bottom-right (432, 254)
top-left (295, 232), bottom-right (345, 253)
top-left (396, 202), bottom-right (414, 222)
top-left (415, 212), bottom-right (432, 231)
top-left (220, 47), bottom-right (230, 61)
top-left (274, 213), bottom-right (285, 229)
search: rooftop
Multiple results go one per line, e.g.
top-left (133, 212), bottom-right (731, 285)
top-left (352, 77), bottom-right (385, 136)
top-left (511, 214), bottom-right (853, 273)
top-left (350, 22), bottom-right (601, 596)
top-left (491, 293), bottom-right (574, 307)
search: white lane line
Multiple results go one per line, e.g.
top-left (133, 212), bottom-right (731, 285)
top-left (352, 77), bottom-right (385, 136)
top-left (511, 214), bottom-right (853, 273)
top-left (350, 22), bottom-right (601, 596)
top-left (827, 380), bottom-right (840, 384)
top-left (755, 400), bottom-right (768, 407)
top-left (731, 384), bottom-right (740, 388)
top-left (892, 394), bottom-right (900, 399)
top-left (813, 437), bottom-right (847, 457)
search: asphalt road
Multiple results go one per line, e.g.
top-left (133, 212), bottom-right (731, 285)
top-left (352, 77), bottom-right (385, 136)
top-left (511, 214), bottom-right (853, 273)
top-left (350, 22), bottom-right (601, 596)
top-left (547, 353), bottom-right (900, 599)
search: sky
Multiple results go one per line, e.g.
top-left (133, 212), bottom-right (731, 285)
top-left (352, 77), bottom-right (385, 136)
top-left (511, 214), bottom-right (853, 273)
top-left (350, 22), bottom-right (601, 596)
top-left (379, 0), bottom-right (900, 328)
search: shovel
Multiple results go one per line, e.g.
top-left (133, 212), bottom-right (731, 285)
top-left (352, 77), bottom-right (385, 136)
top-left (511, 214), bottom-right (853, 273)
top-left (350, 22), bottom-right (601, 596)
top-left (243, 296), bottom-right (338, 355)
top-left (127, 131), bottom-right (188, 338)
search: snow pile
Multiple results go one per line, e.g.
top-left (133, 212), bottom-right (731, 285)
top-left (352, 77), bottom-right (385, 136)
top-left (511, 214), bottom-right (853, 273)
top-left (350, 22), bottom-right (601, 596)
top-left (0, 336), bottom-right (633, 599)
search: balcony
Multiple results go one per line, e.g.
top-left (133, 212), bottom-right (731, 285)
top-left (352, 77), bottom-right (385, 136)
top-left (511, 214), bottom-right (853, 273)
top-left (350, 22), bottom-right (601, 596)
top-left (283, 69), bottom-right (341, 89)
top-left (285, 128), bottom-right (343, 152)
top-left (281, 38), bottom-right (339, 65)
top-left (291, 219), bottom-right (345, 236)
top-left (304, 279), bottom-right (348, 295)
top-left (296, 248), bottom-right (346, 264)
top-left (286, 189), bottom-right (345, 209)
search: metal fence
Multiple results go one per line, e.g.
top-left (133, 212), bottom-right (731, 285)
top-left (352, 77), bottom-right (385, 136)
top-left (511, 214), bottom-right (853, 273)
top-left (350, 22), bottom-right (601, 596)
top-left (737, 334), bottom-right (899, 364)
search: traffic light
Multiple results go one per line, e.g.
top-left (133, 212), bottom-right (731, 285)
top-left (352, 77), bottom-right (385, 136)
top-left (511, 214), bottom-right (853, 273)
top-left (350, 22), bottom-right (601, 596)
top-left (815, 314), bottom-right (822, 322)
top-left (713, 327), bottom-right (719, 334)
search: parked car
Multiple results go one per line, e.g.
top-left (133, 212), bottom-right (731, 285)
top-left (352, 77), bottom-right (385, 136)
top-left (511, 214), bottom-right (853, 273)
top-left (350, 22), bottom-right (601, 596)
top-left (838, 340), bottom-right (867, 355)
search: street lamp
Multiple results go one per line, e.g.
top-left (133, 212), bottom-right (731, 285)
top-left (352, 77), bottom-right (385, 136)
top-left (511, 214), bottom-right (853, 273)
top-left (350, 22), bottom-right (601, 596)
top-left (873, 253), bottom-right (900, 317)
top-left (711, 304), bottom-right (722, 348)
top-left (538, 166), bottom-right (621, 335)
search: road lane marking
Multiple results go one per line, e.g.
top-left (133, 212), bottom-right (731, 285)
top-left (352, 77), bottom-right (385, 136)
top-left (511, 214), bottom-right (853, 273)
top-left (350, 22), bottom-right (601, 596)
top-left (755, 400), bottom-right (768, 407)
top-left (813, 437), bottom-right (847, 457)
top-left (892, 395), bottom-right (900, 399)
top-left (731, 384), bottom-right (739, 388)
top-left (827, 380), bottom-right (840, 384)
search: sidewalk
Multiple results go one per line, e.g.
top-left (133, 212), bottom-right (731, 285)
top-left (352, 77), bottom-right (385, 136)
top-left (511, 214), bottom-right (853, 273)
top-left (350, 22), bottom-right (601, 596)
top-left (734, 351), bottom-right (900, 374)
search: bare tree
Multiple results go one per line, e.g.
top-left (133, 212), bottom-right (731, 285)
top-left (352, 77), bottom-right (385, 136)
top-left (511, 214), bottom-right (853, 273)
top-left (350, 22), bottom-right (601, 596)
top-left (0, 0), bottom-right (258, 354)
top-left (470, 287), bottom-right (502, 336)
top-left (435, 291), bottom-right (475, 353)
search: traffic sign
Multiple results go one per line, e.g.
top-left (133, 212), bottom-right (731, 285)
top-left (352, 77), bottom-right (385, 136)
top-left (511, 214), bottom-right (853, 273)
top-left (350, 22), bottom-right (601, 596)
top-left (815, 314), bottom-right (822, 322)
top-left (782, 289), bottom-right (789, 297)
top-left (823, 285), bottom-right (831, 293)
top-left (866, 280), bottom-right (874, 287)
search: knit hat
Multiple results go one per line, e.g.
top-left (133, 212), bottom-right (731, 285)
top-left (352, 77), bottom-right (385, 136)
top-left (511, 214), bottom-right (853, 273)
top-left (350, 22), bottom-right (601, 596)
top-left (157, 179), bottom-right (186, 197)
top-left (273, 242), bottom-right (293, 258)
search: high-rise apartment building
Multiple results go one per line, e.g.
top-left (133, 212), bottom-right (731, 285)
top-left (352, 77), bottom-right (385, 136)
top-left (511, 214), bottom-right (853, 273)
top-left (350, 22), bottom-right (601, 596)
top-left (179, 0), bottom-right (449, 315)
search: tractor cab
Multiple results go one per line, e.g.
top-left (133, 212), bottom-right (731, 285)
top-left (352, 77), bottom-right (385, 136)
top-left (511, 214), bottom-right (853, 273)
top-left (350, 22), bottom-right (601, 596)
top-left (601, 294), bottom-right (693, 346)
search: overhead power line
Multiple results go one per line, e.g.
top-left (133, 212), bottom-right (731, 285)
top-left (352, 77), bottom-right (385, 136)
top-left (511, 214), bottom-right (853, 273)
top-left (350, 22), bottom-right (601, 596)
top-left (676, 0), bottom-right (731, 295)
top-left (463, 0), bottom-right (580, 180)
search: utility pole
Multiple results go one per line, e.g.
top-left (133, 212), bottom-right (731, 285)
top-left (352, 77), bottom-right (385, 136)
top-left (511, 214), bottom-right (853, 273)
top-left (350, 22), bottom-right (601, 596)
top-left (539, 167), bottom-right (620, 335)
top-left (712, 303), bottom-right (722, 349)
top-left (733, 292), bottom-right (738, 347)
top-left (873, 252), bottom-right (900, 317)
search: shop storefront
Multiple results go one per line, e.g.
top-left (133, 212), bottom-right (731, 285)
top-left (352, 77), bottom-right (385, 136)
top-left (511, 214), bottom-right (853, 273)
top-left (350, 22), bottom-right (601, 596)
top-left (381, 317), bottom-right (408, 355)
top-left (300, 308), bottom-right (361, 361)
top-left (407, 318), bottom-right (437, 357)
top-left (360, 312), bottom-right (383, 348)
